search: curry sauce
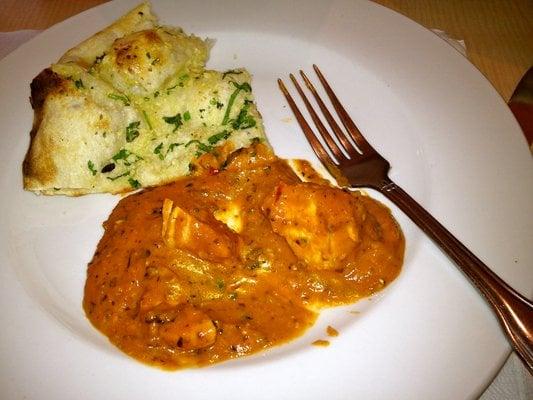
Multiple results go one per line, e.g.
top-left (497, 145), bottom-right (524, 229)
top-left (83, 143), bottom-right (404, 369)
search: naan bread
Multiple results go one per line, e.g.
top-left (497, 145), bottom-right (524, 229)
top-left (23, 2), bottom-right (266, 195)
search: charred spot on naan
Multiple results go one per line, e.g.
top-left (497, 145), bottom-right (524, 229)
top-left (96, 27), bottom-right (208, 96)
top-left (23, 69), bottom-right (70, 187)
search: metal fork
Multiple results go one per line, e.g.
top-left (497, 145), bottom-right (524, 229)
top-left (278, 64), bottom-right (533, 373)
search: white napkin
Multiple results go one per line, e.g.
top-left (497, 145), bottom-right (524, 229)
top-left (1, 28), bottom-right (531, 400)
top-left (481, 353), bottom-right (533, 399)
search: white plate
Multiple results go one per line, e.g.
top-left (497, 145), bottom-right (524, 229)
top-left (0, 1), bottom-right (531, 399)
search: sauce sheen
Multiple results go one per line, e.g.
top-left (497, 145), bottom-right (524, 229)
top-left (83, 144), bottom-right (404, 369)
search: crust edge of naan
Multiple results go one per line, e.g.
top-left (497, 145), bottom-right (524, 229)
top-left (23, 3), bottom-right (157, 196)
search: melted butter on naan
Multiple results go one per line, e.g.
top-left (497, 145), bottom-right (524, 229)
top-left (23, 2), bottom-right (267, 195)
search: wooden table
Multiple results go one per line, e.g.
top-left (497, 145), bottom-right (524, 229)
top-left (1, 0), bottom-right (532, 102)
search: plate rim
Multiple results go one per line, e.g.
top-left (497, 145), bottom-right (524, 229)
top-left (1, 0), bottom-right (531, 399)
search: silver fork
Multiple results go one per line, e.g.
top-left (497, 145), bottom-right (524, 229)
top-left (278, 64), bottom-right (533, 373)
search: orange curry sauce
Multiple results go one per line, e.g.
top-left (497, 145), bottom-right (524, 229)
top-left (83, 143), bottom-right (404, 369)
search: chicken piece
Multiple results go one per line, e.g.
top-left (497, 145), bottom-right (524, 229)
top-left (162, 198), bottom-right (235, 263)
top-left (223, 142), bottom-right (275, 171)
top-left (213, 201), bottom-right (243, 233)
top-left (146, 304), bottom-right (217, 350)
top-left (264, 182), bottom-right (365, 270)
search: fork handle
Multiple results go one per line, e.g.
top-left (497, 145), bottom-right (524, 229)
top-left (380, 178), bottom-right (533, 374)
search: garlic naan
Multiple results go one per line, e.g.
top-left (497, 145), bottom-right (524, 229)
top-left (23, 2), bottom-right (266, 195)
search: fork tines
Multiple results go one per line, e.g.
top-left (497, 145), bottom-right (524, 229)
top-left (278, 65), bottom-right (376, 167)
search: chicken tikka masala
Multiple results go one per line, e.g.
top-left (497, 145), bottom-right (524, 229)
top-left (83, 143), bottom-right (404, 369)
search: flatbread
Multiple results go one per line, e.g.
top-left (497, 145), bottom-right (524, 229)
top-left (23, 2), bottom-right (266, 195)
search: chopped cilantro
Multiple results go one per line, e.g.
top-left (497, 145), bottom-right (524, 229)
top-left (74, 79), bottom-right (84, 89)
top-left (168, 142), bottom-right (182, 153)
top-left (142, 110), bottom-right (153, 130)
top-left (112, 149), bottom-right (129, 162)
top-left (166, 74), bottom-right (191, 93)
top-left (107, 93), bottom-right (130, 106)
top-left (177, 74), bottom-right (189, 88)
top-left (210, 98), bottom-right (224, 109)
top-left (222, 69), bottom-right (243, 79)
top-left (154, 142), bottom-right (164, 160)
top-left (222, 81), bottom-right (252, 125)
top-left (155, 142), bottom-right (183, 160)
top-left (235, 82), bottom-right (252, 92)
top-left (154, 91), bottom-right (160, 98)
top-left (112, 149), bottom-right (143, 166)
top-left (128, 178), bottom-right (141, 189)
top-left (106, 171), bottom-right (130, 181)
top-left (232, 101), bottom-right (256, 130)
top-left (151, 57), bottom-right (160, 65)
top-left (163, 113), bottom-right (183, 132)
top-left (185, 140), bottom-right (212, 156)
top-left (207, 130), bottom-right (231, 145)
top-left (166, 84), bottom-right (178, 95)
top-left (125, 121), bottom-right (140, 142)
top-left (87, 160), bottom-right (97, 176)
top-left (185, 140), bottom-right (212, 152)
top-left (146, 52), bottom-right (151, 59)
top-left (183, 111), bottom-right (191, 121)
top-left (216, 279), bottom-right (225, 290)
